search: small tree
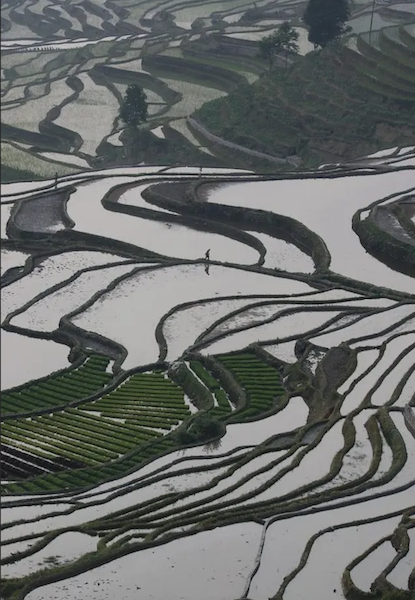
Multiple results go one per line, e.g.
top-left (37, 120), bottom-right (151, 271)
top-left (120, 84), bottom-right (148, 127)
top-left (303, 0), bottom-right (350, 49)
top-left (258, 22), bottom-right (299, 70)
top-left (279, 21), bottom-right (300, 69)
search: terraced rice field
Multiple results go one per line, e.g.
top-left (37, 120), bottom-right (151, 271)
top-left (1, 1), bottom-right (415, 599)
top-left (1, 145), bottom-right (414, 599)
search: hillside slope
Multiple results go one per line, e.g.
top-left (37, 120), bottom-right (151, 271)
top-left (194, 25), bottom-right (415, 167)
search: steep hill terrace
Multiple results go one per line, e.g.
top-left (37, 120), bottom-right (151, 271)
top-left (194, 24), bottom-right (415, 167)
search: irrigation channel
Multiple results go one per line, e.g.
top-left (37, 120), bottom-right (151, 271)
top-left (1, 144), bottom-right (414, 599)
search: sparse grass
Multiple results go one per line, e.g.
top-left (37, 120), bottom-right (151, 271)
top-left (1, 143), bottom-right (79, 179)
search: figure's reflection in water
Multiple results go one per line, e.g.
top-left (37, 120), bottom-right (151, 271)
top-left (205, 263), bottom-right (210, 276)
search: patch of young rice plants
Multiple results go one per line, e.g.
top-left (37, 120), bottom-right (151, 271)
top-left (1, 354), bottom-right (112, 416)
top-left (216, 352), bottom-right (285, 418)
top-left (188, 360), bottom-right (233, 416)
top-left (1, 369), bottom-right (193, 490)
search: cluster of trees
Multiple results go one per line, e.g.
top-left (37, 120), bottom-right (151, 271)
top-left (258, 0), bottom-right (350, 67)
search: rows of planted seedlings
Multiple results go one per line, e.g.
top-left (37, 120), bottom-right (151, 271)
top-left (2, 428), bottom-right (178, 495)
top-left (1, 371), bottom-right (192, 492)
top-left (216, 352), bottom-right (285, 420)
top-left (1, 355), bottom-right (112, 417)
top-left (188, 360), bottom-right (233, 419)
top-left (83, 372), bottom-right (191, 429)
top-left (0, 440), bottom-right (85, 479)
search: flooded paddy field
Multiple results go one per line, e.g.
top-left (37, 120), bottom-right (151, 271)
top-left (1, 0), bottom-right (415, 597)
top-left (1, 150), bottom-right (414, 600)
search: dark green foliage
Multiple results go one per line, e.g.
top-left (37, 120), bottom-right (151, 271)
top-left (303, 0), bottom-right (350, 49)
top-left (1, 355), bottom-right (112, 416)
top-left (189, 361), bottom-right (220, 390)
top-left (119, 84), bottom-right (148, 127)
top-left (1, 370), bottom-right (192, 493)
top-left (176, 413), bottom-right (223, 445)
top-left (191, 413), bottom-right (222, 438)
top-left (217, 352), bottom-right (285, 420)
top-left (195, 47), bottom-right (415, 165)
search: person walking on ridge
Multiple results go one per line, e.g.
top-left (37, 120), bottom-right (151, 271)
top-left (205, 249), bottom-right (211, 261)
